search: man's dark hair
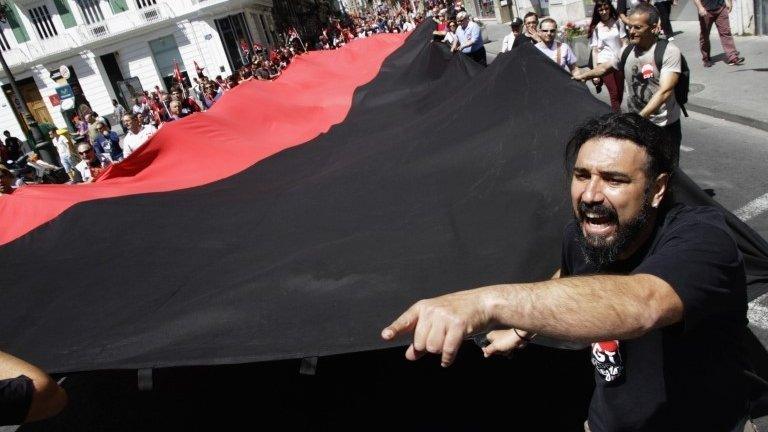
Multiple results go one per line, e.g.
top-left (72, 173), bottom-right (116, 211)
top-left (566, 113), bottom-right (675, 181)
top-left (2, 130), bottom-right (9, 136)
top-left (630, 2), bottom-right (660, 27)
top-left (523, 11), bottom-right (539, 21)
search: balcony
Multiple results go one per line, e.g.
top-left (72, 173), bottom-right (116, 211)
top-left (0, 0), bottom-right (246, 74)
top-left (79, 3), bottom-right (175, 44)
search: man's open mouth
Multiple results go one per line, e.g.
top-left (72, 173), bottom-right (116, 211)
top-left (582, 212), bottom-right (617, 236)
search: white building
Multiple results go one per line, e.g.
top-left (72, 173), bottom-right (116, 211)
top-left (0, 0), bottom-right (277, 139)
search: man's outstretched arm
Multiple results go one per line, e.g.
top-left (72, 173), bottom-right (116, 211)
top-left (381, 273), bottom-right (683, 367)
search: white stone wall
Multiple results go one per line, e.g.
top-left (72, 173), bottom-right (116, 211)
top-left (174, 19), bottom-right (232, 82)
top-left (0, 83), bottom-right (27, 140)
top-left (117, 40), bottom-right (164, 94)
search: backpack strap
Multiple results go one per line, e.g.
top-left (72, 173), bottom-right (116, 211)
top-left (556, 41), bottom-right (562, 67)
top-left (654, 38), bottom-right (669, 73)
top-left (618, 43), bottom-right (634, 72)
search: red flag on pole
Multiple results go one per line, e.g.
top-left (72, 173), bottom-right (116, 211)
top-left (173, 60), bottom-right (183, 83)
top-left (240, 39), bottom-right (250, 56)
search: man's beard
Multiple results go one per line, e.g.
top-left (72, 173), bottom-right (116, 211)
top-left (574, 195), bottom-right (653, 271)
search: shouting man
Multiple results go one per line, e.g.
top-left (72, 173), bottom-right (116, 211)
top-left (382, 113), bottom-right (751, 432)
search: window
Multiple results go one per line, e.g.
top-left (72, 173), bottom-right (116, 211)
top-left (28, 5), bottom-right (59, 39)
top-left (76, 0), bottom-right (106, 24)
top-left (214, 13), bottom-right (254, 71)
top-left (149, 34), bottom-right (184, 77)
top-left (135, 0), bottom-right (157, 8)
top-left (0, 29), bottom-right (11, 51)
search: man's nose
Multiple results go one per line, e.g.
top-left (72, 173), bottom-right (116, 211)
top-left (581, 178), bottom-right (605, 204)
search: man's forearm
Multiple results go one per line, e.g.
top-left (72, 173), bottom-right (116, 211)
top-left (639, 88), bottom-right (673, 118)
top-left (480, 274), bottom-right (682, 342)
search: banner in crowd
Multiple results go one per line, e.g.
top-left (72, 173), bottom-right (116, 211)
top-left (1, 23), bottom-right (766, 373)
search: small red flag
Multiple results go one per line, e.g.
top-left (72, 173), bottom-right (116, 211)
top-left (173, 60), bottom-right (183, 83)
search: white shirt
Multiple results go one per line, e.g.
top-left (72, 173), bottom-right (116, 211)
top-left (442, 31), bottom-right (457, 45)
top-left (501, 31), bottom-right (517, 53)
top-left (590, 20), bottom-right (627, 66)
top-left (402, 21), bottom-right (416, 32)
top-left (75, 156), bottom-right (110, 183)
top-left (122, 124), bottom-right (157, 159)
top-left (52, 136), bottom-right (73, 160)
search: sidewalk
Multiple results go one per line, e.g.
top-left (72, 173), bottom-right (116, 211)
top-left (482, 20), bottom-right (768, 131)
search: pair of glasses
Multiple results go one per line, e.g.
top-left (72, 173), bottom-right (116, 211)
top-left (541, 29), bottom-right (557, 33)
top-left (78, 151), bottom-right (91, 155)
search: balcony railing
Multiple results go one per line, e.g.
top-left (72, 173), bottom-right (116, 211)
top-left (0, 3), bottom-right (176, 71)
top-left (79, 3), bottom-right (174, 44)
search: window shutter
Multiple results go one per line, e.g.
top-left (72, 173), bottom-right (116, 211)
top-left (52, 0), bottom-right (77, 28)
top-left (109, 0), bottom-right (129, 14)
top-left (5, 4), bottom-right (30, 42)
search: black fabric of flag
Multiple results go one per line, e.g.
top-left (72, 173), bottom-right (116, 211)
top-left (1, 23), bottom-right (766, 374)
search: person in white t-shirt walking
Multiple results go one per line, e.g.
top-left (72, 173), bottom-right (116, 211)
top-left (588, 0), bottom-right (628, 111)
top-left (121, 113), bottom-right (157, 160)
top-left (48, 129), bottom-right (79, 181)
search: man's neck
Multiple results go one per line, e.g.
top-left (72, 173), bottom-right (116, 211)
top-left (636, 36), bottom-right (657, 51)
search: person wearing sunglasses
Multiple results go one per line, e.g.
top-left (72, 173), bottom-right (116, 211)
top-left (535, 18), bottom-right (579, 74)
top-left (74, 143), bottom-right (111, 184)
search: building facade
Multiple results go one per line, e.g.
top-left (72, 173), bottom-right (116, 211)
top-left (0, 0), bottom-right (277, 140)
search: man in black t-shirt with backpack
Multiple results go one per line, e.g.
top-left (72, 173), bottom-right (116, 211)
top-left (382, 113), bottom-right (754, 431)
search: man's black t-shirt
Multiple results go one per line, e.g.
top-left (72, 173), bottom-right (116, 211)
top-left (0, 374), bottom-right (33, 425)
top-left (4, 137), bottom-right (22, 161)
top-left (561, 204), bottom-right (750, 432)
top-left (514, 34), bottom-right (535, 48)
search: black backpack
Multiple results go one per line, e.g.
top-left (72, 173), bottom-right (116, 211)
top-left (618, 39), bottom-right (690, 116)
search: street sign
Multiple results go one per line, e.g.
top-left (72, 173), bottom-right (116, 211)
top-left (49, 94), bottom-right (61, 106)
top-left (55, 85), bottom-right (74, 100)
top-left (59, 65), bottom-right (71, 80)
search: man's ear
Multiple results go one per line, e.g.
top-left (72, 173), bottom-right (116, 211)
top-left (651, 172), bottom-right (670, 208)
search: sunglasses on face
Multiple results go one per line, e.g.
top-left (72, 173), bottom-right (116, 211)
top-left (540, 29), bottom-right (557, 33)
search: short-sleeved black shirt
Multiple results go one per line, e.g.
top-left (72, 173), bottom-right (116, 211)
top-left (561, 204), bottom-right (750, 432)
top-left (0, 374), bottom-right (33, 425)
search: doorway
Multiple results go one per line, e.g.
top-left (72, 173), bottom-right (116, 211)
top-left (214, 13), bottom-right (254, 72)
top-left (18, 78), bottom-right (53, 125)
top-left (100, 52), bottom-right (126, 107)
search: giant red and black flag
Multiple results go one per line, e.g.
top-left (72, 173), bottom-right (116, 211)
top-left (1, 23), bottom-right (767, 375)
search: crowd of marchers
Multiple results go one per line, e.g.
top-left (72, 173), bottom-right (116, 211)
top-left (434, 0), bottom-right (745, 167)
top-left (0, 24), bottom-right (371, 193)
